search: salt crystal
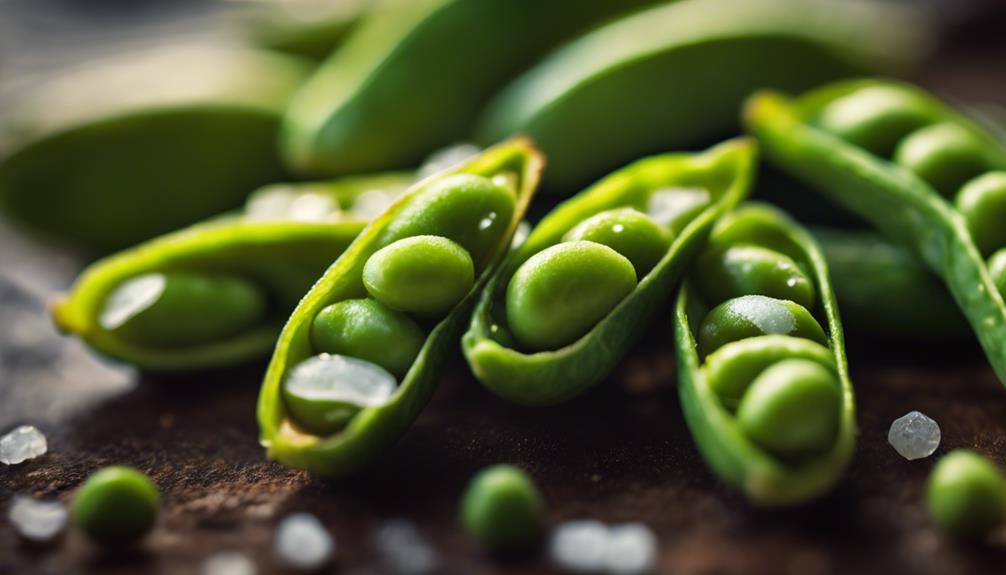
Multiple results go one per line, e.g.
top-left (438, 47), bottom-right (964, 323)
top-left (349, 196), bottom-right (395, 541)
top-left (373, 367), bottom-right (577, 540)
top-left (8, 496), bottom-right (66, 542)
top-left (274, 513), bottom-right (335, 571)
top-left (285, 354), bottom-right (396, 407)
top-left (374, 519), bottom-right (439, 575)
top-left (888, 410), bottom-right (941, 460)
top-left (549, 520), bottom-right (610, 574)
top-left (0, 425), bottom-right (48, 465)
top-left (202, 551), bottom-right (257, 575)
top-left (605, 523), bottom-right (657, 575)
top-left (416, 143), bottom-right (481, 180)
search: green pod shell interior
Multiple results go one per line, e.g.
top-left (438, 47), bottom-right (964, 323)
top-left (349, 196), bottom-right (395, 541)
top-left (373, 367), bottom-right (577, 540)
top-left (463, 137), bottom-right (756, 406)
top-left (0, 46), bottom-right (313, 253)
top-left (257, 138), bottom-right (542, 477)
top-left (745, 79), bottom-right (1006, 386)
top-left (281, 0), bottom-right (660, 176)
top-left (478, 0), bottom-right (933, 192)
top-left (51, 172), bottom-right (412, 371)
top-left (674, 203), bottom-right (856, 506)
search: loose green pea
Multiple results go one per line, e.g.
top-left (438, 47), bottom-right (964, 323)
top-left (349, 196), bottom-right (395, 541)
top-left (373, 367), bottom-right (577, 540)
top-left (562, 207), bottom-right (672, 276)
top-left (692, 244), bottom-right (815, 310)
top-left (311, 298), bottom-right (426, 379)
top-left (461, 464), bottom-right (544, 551)
top-left (363, 235), bottom-right (474, 318)
top-left (506, 241), bottom-right (637, 351)
top-left (71, 466), bottom-right (160, 546)
top-left (697, 295), bottom-right (827, 357)
top-left (736, 359), bottom-right (841, 459)
top-left (379, 173), bottom-right (515, 270)
top-left (894, 123), bottom-right (990, 196)
top-left (816, 86), bottom-right (934, 155)
top-left (926, 450), bottom-right (1006, 538)
top-left (704, 335), bottom-right (835, 410)
top-left (99, 272), bottom-right (267, 347)
top-left (955, 171), bottom-right (1006, 257)
top-left (988, 247), bottom-right (1006, 298)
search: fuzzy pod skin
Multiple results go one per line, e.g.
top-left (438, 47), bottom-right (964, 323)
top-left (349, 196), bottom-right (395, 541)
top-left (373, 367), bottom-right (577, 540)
top-left (0, 46), bottom-right (313, 253)
top-left (479, 0), bottom-right (933, 192)
top-left (463, 138), bottom-right (756, 406)
top-left (745, 79), bottom-right (1006, 387)
top-left (51, 173), bottom-right (412, 372)
top-left (674, 203), bottom-right (856, 507)
top-left (257, 139), bottom-right (542, 478)
top-left (281, 0), bottom-right (660, 177)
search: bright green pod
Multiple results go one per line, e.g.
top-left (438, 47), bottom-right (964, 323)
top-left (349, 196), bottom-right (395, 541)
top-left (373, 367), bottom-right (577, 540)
top-left (562, 207), bottom-right (672, 276)
top-left (990, 248), bottom-right (1006, 298)
top-left (506, 241), bottom-right (638, 352)
top-left (311, 298), bottom-right (425, 379)
top-left (697, 295), bottom-right (827, 358)
top-left (52, 172), bottom-right (412, 371)
top-left (464, 138), bottom-right (755, 406)
top-left (894, 123), bottom-right (990, 197)
top-left (479, 0), bottom-right (932, 191)
top-left (955, 171), bottom-right (1006, 257)
top-left (257, 139), bottom-right (541, 477)
top-left (461, 465), bottom-right (545, 551)
top-left (674, 203), bottom-right (856, 506)
top-left (815, 85), bottom-right (935, 156)
top-left (745, 78), bottom-right (1006, 386)
top-left (692, 244), bottom-right (815, 310)
top-left (282, 0), bottom-right (659, 176)
top-left (363, 235), bottom-right (474, 317)
top-left (71, 466), bottom-right (160, 546)
top-left (0, 46), bottom-right (312, 253)
top-left (926, 450), bottom-right (1006, 538)
top-left (736, 359), bottom-right (842, 460)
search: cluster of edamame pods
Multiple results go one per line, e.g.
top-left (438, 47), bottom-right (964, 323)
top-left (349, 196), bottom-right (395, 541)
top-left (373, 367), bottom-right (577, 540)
top-left (12, 0), bottom-right (1006, 533)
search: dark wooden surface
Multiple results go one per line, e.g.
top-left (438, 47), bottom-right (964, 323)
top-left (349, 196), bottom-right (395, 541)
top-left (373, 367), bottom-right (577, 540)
top-left (4, 3), bottom-right (1006, 574)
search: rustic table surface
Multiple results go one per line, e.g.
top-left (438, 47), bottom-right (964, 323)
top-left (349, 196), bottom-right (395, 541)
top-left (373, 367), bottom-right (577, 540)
top-left (3, 2), bottom-right (1006, 574)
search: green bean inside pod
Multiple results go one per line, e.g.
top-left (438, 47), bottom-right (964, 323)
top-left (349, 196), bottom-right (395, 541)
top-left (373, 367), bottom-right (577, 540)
top-left (258, 139), bottom-right (541, 477)
top-left (674, 203), bottom-right (855, 506)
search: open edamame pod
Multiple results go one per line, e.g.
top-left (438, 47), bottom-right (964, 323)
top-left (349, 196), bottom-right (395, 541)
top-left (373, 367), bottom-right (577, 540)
top-left (746, 79), bottom-right (1006, 384)
top-left (257, 139), bottom-right (541, 477)
top-left (675, 204), bottom-right (855, 506)
top-left (281, 0), bottom-right (659, 176)
top-left (813, 227), bottom-right (970, 341)
top-left (0, 46), bottom-right (312, 253)
top-left (52, 173), bottom-right (412, 372)
top-left (478, 0), bottom-right (932, 192)
top-left (463, 138), bottom-right (756, 406)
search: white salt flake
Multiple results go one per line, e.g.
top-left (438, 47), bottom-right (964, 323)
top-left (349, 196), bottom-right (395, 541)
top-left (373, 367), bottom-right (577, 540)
top-left (549, 520), bottom-right (610, 574)
top-left (8, 496), bottom-right (67, 542)
top-left (605, 523), bottom-right (657, 575)
top-left (0, 425), bottom-right (48, 465)
top-left (274, 512), bottom-right (335, 571)
top-left (374, 519), bottom-right (439, 575)
top-left (888, 410), bottom-right (941, 460)
top-left (98, 274), bottom-right (165, 330)
top-left (285, 354), bottom-right (396, 407)
top-left (202, 551), bottom-right (257, 575)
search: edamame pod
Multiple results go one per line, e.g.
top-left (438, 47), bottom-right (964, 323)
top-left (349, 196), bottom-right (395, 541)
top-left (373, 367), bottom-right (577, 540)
top-left (674, 204), bottom-right (856, 506)
top-left (479, 0), bottom-right (932, 191)
top-left (746, 79), bottom-right (1006, 385)
top-left (463, 138), bottom-right (755, 406)
top-left (257, 139), bottom-right (541, 477)
top-left (281, 0), bottom-right (659, 176)
top-left (240, 0), bottom-right (374, 60)
top-left (52, 173), bottom-right (412, 371)
top-left (0, 46), bottom-right (312, 252)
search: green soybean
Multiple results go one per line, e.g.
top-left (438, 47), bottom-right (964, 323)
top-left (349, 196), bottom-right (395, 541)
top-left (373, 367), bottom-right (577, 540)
top-left (698, 295), bottom-right (827, 358)
top-left (363, 235), bottom-right (474, 318)
top-left (692, 244), bottom-right (815, 310)
top-left (816, 85), bottom-right (934, 155)
top-left (461, 465), bottom-right (545, 551)
top-left (71, 466), bottom-right (160, 546)
top-left (507, 241), bottom-right (636, 352)
top-left (894, 122), bottom-right (990, 196)
top-left (736, 359), bottom-right (841, 460)
top-left (955, 171), bottom-right (1006, 257)
top-left (311, 298), bottom-right (425, 379)
top-left (562, 207), bottom-right (672, 276)
top-left (99, 272), bottom-right (267, 348)
top-left (926, 450), bottom-right (1006, 538)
